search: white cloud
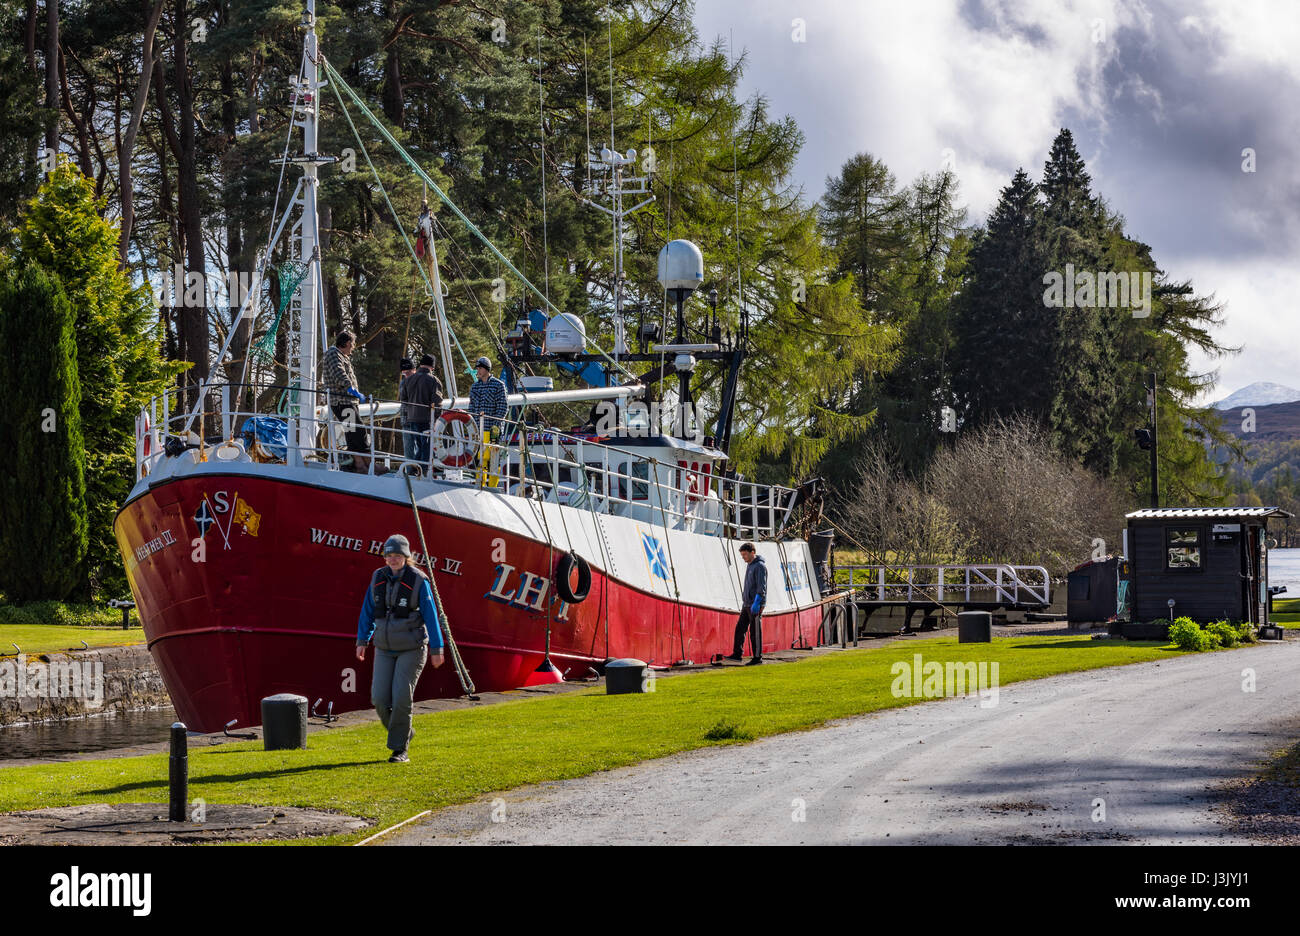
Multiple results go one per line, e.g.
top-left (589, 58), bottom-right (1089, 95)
top-left (692, 0), bottom-right (1300, 399)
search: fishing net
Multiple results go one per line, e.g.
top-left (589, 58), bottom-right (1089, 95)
top-left (250, 261), bottom-right (310, 365)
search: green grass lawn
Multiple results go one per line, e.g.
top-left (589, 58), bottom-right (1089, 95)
top-left (0, 634), bottom-right (1200, 844)
top-left (0, 624), bottom-right (144, 656)
top-left (1273, 597), bottom-right (1300, 629)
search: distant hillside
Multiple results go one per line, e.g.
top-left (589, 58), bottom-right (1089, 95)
top-left (1218, 400), bottom-right (1300, 443)
top-left (1213, 382), bottom-right (1300, 410)
top-left (1211, 402), bottom-right (1300, 536)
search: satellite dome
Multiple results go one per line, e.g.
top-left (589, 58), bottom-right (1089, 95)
top-left (657, 240), bottom-right (704, 293)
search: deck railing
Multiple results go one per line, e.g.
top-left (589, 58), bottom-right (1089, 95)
top-left (134, 382), bottom-right (797, 540)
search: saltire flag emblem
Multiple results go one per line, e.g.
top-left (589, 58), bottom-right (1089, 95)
top-left (641, 532), bottom-right (669, 581)
top-left (193, 500), bottom-right (215, 538)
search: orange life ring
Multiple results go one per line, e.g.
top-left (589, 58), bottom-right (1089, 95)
top-left (432, 409), bottom-right (480, 469)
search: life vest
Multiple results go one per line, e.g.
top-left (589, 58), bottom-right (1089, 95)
top-left (369, 565), bottom-right (428, 652)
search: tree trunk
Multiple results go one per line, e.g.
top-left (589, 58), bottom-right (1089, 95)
top-left (44, 0), bottom-right (58, 153)
top-left (174, 0), bottom-right (209, 402)
top-left (118, 0), bottom-right (166, 268)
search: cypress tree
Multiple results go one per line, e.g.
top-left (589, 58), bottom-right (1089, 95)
top-left (14, 158), bottom-right (181, 597)
top-left (0, 264), bottom-right (88, 601)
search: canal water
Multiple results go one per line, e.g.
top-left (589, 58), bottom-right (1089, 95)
top-left (0, 705), bottom-right (179, 761)
top-left (1269, 547), bottom-right (1300, 598)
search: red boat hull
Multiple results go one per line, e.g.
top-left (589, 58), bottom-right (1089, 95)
top-left (114, 472), bottom-right (826, 732)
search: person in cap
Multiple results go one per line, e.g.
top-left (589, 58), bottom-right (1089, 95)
top-left (467, 355), bottom-right (507, 432)
top-left (355, 534), bottom-right (445, 762)
top-left (319, 331), bottom-right (370, 473)
top-left (723, 542), bottom-right (766, 665)
top-left (400, 354), bottom-right (444, 465)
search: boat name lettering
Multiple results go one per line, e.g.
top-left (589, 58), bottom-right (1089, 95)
top-left (485, 563), bottom-right (571, 621)
top-left (134, 529), bottom-right (177, 562)
top-left (306, 528), bottom-right (463, 575)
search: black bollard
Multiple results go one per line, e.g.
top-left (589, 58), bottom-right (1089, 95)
top-left (168, 722), bottom-right (188, 821)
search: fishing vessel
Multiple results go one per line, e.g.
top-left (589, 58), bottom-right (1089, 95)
top-left (113, 1), bottom-right (836, 733)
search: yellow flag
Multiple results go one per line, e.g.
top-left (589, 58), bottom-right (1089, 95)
top-left (232, 497), bottom-right (261, 537)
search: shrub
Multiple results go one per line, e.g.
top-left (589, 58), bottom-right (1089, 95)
top-left (1236, 621), bottom-right (1257, 644)
top-left (0, 603), bottom-right (41, 629)
top-left (1169, 618), bottom-right (1212, 651)
top-left (0, 600), bottom-right (121, 629)
top-left (1206, 621), bottom-right (1238, 648)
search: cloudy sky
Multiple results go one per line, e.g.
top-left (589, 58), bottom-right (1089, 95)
top-left (693, 0), bottom-right (1299, 403)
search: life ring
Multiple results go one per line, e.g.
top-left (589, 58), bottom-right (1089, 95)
top-left (142, 413), bottom-right (152, 457)
top-left (432, 409), bottom-right (479, 469)
top-left (555, 552), bottom-right (591, 604)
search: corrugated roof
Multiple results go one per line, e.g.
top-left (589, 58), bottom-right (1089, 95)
top-left (1125, 506), bottom-right (1294, 519)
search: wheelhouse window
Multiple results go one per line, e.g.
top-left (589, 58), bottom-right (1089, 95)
top-left (617, 461), bottom-right (650, 501)
top-left (1165, 527), bottom-right (1202, 570)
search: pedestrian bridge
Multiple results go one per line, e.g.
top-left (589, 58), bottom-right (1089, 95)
top-left (834, 564), bottom-right (1053, 634)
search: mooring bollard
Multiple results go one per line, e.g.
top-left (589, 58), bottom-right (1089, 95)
top-left (958, 611), bottom-right (992, 643)
top-left (605, 659), bottom-right (649, 695)
top-left (168, 722), bottom-right (187, 822)
top-left (262, 693), bottom-right (309, 750)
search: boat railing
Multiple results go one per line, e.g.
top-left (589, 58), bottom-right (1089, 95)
top-left (133, 382), bottom-right (797, 540)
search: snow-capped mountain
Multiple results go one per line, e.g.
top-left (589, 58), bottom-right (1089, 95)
top-left (1213, 382), bottom-right (1300, 410)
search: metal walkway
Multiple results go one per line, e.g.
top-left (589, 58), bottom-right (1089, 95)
top-left (835, 564), bottom-right (1053, 633)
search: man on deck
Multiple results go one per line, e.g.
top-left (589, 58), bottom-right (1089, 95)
top-left (467, 355), bottom-right (507, 435)
top-left (401, 354), bottom-right (443, 464)
top-left (320, 331), bottom-right (370, 473)
top-left (725, 542), bottom-right (767, 665)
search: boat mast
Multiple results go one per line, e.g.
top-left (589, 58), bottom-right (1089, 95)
top-left (288, 0), bottom-right (327, 464)
top-left (582, 148), bottom-right (653, 368)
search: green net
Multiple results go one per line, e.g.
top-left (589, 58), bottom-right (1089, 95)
top-left (250, 261), bottom-right (310, 365)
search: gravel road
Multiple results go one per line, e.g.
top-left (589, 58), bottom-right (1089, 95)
top-left (385, 640), bottom-right (1300, 845)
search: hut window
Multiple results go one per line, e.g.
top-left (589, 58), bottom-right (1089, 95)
top-left (1165, 527), bottom-right (1203, 571)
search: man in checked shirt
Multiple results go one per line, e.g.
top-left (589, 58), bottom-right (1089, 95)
top-left (467, 356), bottom-right (507, 434)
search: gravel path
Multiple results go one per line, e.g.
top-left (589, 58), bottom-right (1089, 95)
top-left (385, 640), bottom-right (1300, 845)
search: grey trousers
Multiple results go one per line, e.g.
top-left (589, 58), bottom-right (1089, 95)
top-left (371, 646), bottom-right (426, 753)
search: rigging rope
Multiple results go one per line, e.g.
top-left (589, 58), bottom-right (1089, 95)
top-left (319, 53), bottom-right (642, 386)
top-left (403, 471), bottom-right (477, 697)
top-left (323, 71), bottom-right (475, 378)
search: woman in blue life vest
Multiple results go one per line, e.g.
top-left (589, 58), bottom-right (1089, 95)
top-left (355, 534), bottom-right (445, 762)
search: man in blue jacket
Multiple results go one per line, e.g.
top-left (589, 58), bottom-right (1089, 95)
top-left (355, 535), bottom-right (445, 762)
top-left (725, 542), bottom-right (766, 665)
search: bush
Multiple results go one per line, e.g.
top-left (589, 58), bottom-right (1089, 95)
top-left (1236, 621), bottom-right (1257, 644)
top-left (0, 600), bottom-right (121, 628)
top-left (0, 603), bottom-right (41, 629)
top-left (1169, 618), bottom-right (1212, 651)
top-left (1206, 621), bottom-right (1238, 648)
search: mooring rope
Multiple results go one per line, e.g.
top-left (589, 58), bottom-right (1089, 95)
top-left (403, 470), bottom-right (477, 697)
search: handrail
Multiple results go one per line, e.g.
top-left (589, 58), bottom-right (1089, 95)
top-left (836, 564), bottom-right (1052, 606)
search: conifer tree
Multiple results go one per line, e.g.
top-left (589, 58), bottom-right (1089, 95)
top-left (0, 264), bottom-right (88, 601)
top-left (14, 159), bottom-right (182, 597)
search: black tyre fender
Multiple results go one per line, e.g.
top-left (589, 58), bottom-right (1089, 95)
top-left (555, 552), bottom-right (592, 604)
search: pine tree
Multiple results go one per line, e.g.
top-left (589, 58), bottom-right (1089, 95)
top-left (951, 168), bottom-right (1052, 426)
top-left (0, 264), bottom-right (88, 601)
